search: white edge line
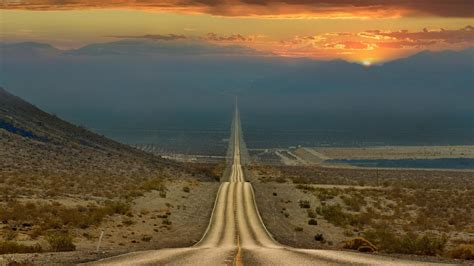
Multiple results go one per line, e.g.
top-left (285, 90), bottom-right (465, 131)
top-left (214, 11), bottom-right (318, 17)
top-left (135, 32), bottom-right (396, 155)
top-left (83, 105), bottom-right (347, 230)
top-left (193, 182), bottom-right (226, 247)
top-left (248, 183), bottom-right (280, 245)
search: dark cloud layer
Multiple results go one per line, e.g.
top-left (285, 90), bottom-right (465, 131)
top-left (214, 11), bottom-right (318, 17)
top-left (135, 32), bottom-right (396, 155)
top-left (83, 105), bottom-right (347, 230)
top-left (2, 0), bottom-right (474, 17)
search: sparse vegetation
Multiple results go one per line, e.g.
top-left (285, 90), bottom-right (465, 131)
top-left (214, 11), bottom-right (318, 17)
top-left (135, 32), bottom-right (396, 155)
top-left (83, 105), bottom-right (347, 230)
top-left (343, 237), bottom-right (376, 253)
top-left (46, 232), bottom-right (76, 252)
top-left (448, 244), bottom-right (474, 260)
top-left (0, 241), bottom-right (43, 255)
top-left (141, 235), bottom-right (152, 242)
top-left (250, 164), bottom-right (473, 260)
top-left (314, 234), bottom-right (324, 242)
top-left (298, 200), bottom-right (311, 209)
top-left (0, 200), bottom-right (130, 234)
top-left (307, 209), bottom-right (316, 218)
top-left (364, 228), bottom-right (447, 256)
top-left (316, 204), bottom-right (359, 227)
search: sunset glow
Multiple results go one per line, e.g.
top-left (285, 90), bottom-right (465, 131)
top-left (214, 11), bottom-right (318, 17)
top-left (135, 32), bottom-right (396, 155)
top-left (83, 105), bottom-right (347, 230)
top-left (1, 1), bottom-right (473, 62)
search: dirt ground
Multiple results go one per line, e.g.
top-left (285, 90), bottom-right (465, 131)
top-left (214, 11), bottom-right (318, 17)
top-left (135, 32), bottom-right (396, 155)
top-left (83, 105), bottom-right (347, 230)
top-left (249, 164), bottom-right (474, 263)
top-left (0, 181), bottom-right (220, 265)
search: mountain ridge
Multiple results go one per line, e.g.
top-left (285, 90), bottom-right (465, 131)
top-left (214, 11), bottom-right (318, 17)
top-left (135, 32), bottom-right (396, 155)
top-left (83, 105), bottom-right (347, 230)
top-left (3, 39), bottom-right (472, 64)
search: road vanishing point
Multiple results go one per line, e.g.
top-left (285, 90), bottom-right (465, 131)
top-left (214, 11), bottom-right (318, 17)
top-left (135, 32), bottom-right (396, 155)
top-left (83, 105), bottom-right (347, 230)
top-left (92, 103), bottom-right (435, 265)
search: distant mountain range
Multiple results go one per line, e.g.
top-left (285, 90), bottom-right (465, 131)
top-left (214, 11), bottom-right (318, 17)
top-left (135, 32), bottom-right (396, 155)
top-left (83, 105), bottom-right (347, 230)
top-left (1, 40), bottom-right (473, 145)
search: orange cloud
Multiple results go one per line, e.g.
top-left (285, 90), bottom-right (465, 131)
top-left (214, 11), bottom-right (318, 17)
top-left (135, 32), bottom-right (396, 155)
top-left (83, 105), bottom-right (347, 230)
top-left (360, 26), bottom-right (474, 44)
top-left (108, 34), bottom-right (187, 41)
top-left (2, 0), bottom-right (473, 18)
top-left (264, 25), bottom-right (474, 62)
top-left (203, 33), bottom-right (255, 42)
top-left (100, 26), bottom-right (473, 62)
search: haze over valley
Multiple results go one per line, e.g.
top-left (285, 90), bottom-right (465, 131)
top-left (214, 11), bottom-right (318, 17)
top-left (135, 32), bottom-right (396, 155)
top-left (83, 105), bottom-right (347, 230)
top-left (1, 40), bottom-right (473, 153)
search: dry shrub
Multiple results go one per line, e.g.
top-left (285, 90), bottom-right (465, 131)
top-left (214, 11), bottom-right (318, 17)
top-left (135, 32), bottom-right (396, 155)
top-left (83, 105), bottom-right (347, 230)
top-left (316, 204), bottom-right (359, 227)
top-left (141, 235), bottom-right (152, 242)
top-left (46, 232), bottom-right (76, 252)
top-left (314, 234), bottom-right (324, 242)
top-left (0, 241), bottom-right (43, 254)
top-left (364, 228), bottom-right (447, 256)
top-left (343, 237), bottom-right (377, 253)
top-left (295, 184), bottom-right (316, 192)
top-left (188, 163), bottom-right (224, 181)
top-left (298, 200), bottom-right (311, 209)
top-left (448, 244), bottom-right (474, 260)
top-left (0, 200), bottom-right (130, 234)
top-left (341, 194), bottom-right (366, 212)
top-left (141, 178), bottom-right (166, 192)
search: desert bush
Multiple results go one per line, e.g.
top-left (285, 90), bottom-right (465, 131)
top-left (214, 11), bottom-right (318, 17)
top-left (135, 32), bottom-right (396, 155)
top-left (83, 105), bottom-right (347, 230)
top-left (46, 232), bottom-right (76, 252)
top-left (182, 186), bottom-right (190, 193)
top-left (294, 227), bottom-right (303, 232)
top-left (292, 176), bottom-right (311, 184)
top-left (448, 244), bottom-right (474, 260)
top-left (307, 209), bottom-right (316, 218)
top-left (0, 241), bottom-right (43, 254)
top-left (314, 234), bottom-right (324, 242)
top-left (141, 178), bottom-right (166, 192)
top-left (104, 201), bottom-right (130, 215)
top-left (275, 177), bottom-right (286, 183)
top-left (341, 194), bottom-right (366, 212)
top-left (141, 235), bottom-right (152, 242)
top-left (122, 219), bottom-right (134, 226)
top-left (316, 204), bottom-right (358, 227)
top-left (188, 163), bottom-right (225, 181)
top-left (299, 200), bottom-right (311, 209)
top-left (315, 188), bottom-right (340, 202)
top-left (0, 200), bottom-right (129, 233)
top-left (295, 184), bottom-right (316, 192)
top-left (364, 228), bottom-right (447, 256)
top-left (308, 219), bottom-right (318, 225)
top-left (343, 237), bottom-right (377, 253)
top-left (5, 231), bottom-right (17, 241)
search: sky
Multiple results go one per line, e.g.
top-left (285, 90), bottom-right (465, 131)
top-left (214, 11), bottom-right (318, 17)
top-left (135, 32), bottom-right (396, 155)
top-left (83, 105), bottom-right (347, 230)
top-left (1, 0), bottom-right (474, 63)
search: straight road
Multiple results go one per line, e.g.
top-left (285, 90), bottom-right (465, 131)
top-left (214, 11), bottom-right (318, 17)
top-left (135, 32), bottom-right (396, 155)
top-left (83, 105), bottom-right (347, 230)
top-left (92, 103), bottom-right (434, 265)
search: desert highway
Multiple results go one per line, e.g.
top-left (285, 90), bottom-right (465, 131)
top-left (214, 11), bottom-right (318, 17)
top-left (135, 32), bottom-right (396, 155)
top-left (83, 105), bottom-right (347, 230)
top-left (92, 105), bottom-right (434, 265)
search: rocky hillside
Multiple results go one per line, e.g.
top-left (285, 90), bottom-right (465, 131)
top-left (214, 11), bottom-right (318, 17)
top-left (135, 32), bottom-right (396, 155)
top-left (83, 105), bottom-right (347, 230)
top-left (0, 87), bottom-right (210, 199)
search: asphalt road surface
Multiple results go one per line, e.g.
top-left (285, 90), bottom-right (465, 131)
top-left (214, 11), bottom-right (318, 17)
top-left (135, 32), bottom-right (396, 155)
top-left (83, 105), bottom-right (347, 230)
top-left (91, 105), bottom-right (436, 265)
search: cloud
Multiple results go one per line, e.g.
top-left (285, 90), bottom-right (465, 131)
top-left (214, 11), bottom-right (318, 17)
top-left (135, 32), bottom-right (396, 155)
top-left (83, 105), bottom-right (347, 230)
top-left (203, 33), bottom-right (254, 42)
top-left (324, 41), bottom-right (375, 50)
top-left (361, 26), bottom-right (474, 43)
top-left (108, 34), bottom-right (187, 41)
top-left (360, 26), bottom-right (474, 47)
top-left (270, 25), bottom-right (474, 61)
top-left (107, 32), bottom-right (257, 43)
top-left (2, 0), bottom-right (473, 18)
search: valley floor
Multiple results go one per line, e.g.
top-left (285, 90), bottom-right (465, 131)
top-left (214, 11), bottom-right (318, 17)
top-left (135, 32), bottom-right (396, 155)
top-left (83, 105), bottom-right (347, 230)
top-left (249, 164), bottom-right (474, 263)
top-left (0, 181), bottom-right (219, 265)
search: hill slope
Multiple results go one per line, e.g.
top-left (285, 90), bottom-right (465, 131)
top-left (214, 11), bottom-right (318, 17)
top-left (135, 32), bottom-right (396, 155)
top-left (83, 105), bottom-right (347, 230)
top-left (0, 87), bottom-right (209, 199)
top-left (0, 88), bottom-right (221, 264)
